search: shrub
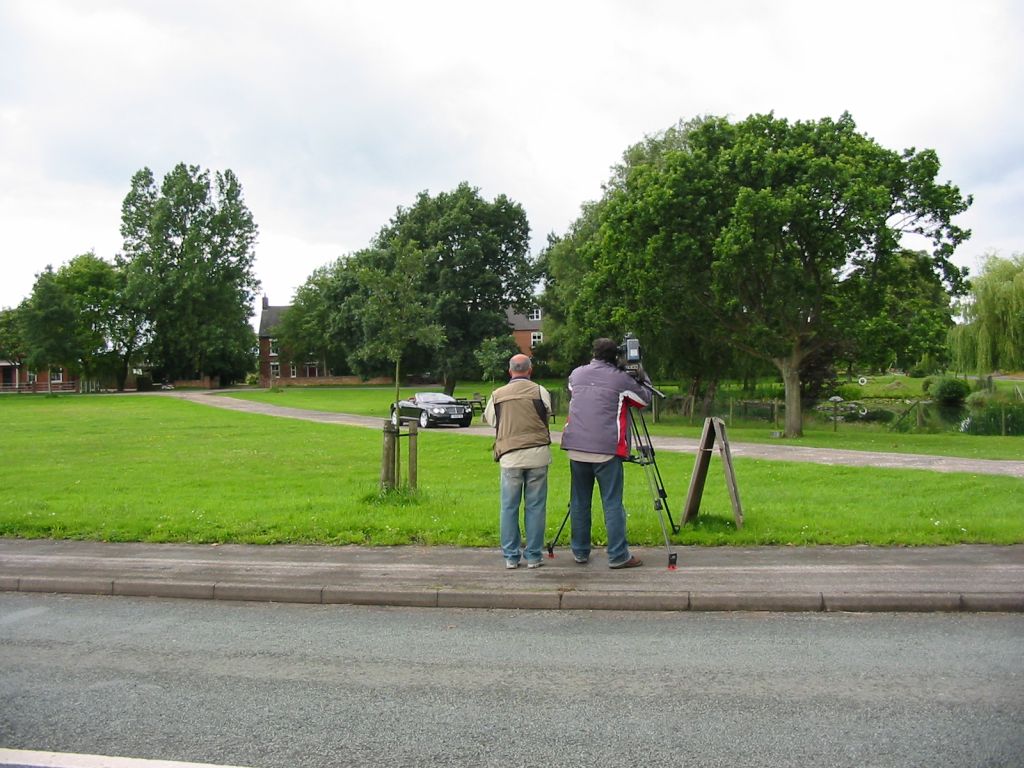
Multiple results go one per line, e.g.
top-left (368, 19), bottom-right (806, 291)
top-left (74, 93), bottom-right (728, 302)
top-left (961, 402), bottom-right (1024, 435)
top-left (835, 383), bottom-right (863, 401)
top-left (931, 377), bottom-right (971, 405)
top-left (966, 390), bottom-right (997, 409)
top-left (859, 408), bottom-right (896, 423)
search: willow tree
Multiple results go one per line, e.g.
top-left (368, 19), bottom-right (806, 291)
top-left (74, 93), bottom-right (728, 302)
top-left (949, 253), bottom-right (1024, 374)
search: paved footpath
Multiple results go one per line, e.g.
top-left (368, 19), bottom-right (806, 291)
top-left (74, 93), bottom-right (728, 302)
top-left (1, 539), bottom-right (1022, 613)
top-left (2, 391), bottom-right (1021, 613)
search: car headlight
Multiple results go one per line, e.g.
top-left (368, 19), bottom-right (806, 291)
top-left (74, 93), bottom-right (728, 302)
top-left (431, 407), bottom-right (445, 414)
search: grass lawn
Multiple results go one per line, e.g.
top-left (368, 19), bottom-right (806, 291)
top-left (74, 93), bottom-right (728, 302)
top-left (1, 393), bottom-right (1021, 547)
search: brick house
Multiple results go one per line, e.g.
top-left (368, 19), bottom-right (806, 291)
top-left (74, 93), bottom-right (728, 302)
top-left (0, 361), bottom-right (77, 393)
top-left (257, 297), bottom-right (327, 388)
top-left (257, 298), bottom-right (544, 388)
top-left (506, 306), bottom-right (544, 355)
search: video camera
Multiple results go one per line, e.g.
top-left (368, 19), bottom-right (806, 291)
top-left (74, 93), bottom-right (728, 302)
top-left (618, 333), bottom-right (665, 398)
top-left (618, 333), bottom-right (644, 380)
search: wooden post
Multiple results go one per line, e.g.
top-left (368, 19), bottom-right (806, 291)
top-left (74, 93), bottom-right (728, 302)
top-left (408, 422), bottom-right (418, 489)
top-left (394, 423), bottom-right (402, 489)
top-left (381, 421), bottom-right (397, 490)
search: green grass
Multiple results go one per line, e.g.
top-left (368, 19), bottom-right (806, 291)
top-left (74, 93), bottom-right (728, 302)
top-left (1, 393), bottom-right (1021, 547)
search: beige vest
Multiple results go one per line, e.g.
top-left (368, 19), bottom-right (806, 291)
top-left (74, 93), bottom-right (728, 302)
top-left (491, 378), bottom-right (550, 460)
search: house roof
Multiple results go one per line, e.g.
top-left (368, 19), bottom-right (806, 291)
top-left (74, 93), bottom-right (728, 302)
top-left (505, 307), bottom-right (541, 331)
top-left (258, 305), bottom-right (289, 337)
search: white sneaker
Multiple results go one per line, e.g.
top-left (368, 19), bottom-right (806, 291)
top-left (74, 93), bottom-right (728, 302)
top-left (526, 560), bottom-right (543, 569)
top-left (505, 560), bottom-right (519, 569)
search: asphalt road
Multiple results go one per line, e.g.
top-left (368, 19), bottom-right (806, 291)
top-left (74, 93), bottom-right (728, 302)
top-left (2, 593), bottom-right (1022, 768)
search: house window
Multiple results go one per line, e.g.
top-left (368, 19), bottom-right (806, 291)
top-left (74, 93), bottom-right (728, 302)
top-left (269, 338), bottom-right (280, 356)
top-left (528, 307), bottom-right (542, 322)
top-left (28, 371), bottom-right (37, 385)
top-left (531, 331), bottom-right (543, 348)
top-left (50, 368), bottom-right (63, 383)
top-left (290, 363), bottom-right (297, 378)
top-left (270, 362), bottom-right (280, 378)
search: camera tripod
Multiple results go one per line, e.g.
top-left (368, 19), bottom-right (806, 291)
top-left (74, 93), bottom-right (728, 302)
top-left (546, 397), bottom-right (679, 569)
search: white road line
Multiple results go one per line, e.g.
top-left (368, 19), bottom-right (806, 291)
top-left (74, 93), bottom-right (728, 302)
top-left (0, 749), bottom-right (253, 768)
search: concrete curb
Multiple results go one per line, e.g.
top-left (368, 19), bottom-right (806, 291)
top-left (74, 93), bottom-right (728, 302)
top-left (3, 577), bottom-right (1022, 613)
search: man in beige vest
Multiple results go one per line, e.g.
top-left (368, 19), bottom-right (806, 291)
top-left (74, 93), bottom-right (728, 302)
top-left (483, 354), bottom-right (552, 569)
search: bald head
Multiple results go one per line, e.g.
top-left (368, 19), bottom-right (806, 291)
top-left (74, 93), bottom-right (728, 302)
top-left (508, 354), bottom-right (532, 376)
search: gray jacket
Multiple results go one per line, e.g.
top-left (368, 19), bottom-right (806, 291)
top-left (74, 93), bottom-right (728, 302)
top-left (559, 359), bottom-right (649, 458)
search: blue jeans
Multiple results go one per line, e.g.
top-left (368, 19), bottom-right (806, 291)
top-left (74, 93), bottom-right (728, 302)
top-left (569, 458), bottom-right (631, 565)
top-left (500, 465), bottom-right (549, 563)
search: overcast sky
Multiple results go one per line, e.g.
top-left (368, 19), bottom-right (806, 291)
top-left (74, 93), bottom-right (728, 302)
top-left (2, 0), bottom-right (1021, 317)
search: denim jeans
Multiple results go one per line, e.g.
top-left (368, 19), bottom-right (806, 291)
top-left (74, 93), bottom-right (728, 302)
top-left (569, 457), bottom-right (631, 565)
top-left (500, 465), bottom-right (549, 563)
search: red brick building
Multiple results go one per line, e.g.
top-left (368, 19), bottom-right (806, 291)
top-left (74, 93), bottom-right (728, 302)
top-left (506, 306), bottom-right (544, 355)
top-left (257, 298), bottom-right (544, 387)
top-left (0, 361), bottom-right (77, 393)
top-left (257, 298), bottom-right (325, 388)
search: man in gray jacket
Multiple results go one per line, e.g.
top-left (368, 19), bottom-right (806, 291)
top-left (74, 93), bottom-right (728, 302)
top-left (560, 338), bottom-right (647, 568)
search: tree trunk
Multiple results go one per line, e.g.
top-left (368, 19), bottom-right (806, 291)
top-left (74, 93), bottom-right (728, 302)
top-left (116, 359), bottom-right (128, 392)
top-left (773, 351), bottom-right (805, 438)
top-left (443, 374), bottom-right (457, 397)
top-left (701, 379), bottom-right (718, 417)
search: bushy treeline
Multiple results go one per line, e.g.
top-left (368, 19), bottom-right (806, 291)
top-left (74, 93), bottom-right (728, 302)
top-left (1, 164), bottom-right (260, 388)
top-left (4, 111), bottom-right (994, 428)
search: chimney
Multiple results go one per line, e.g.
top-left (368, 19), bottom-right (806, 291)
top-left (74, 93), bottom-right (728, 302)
top-left (262, 295), bottom-right (269, 310)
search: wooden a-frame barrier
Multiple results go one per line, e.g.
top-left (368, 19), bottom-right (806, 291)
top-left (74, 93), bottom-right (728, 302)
top-left (681, 417), bottom-right (744, 528)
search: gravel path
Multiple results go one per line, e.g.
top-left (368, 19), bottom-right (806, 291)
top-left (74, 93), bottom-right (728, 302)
top-left (163, 390), bottom-right (1024, 478)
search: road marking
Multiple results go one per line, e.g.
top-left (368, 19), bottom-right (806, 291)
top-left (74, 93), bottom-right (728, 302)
top-left (0, 606), bottom-right (50, 625)
top-left (0, 749), bottom-right (253, 768)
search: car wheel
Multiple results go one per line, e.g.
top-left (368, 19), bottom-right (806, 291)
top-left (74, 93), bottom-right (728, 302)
top-left (419, 411), bottom-right (430, 429)
top-left (390, 407), bottom-right (401, 426)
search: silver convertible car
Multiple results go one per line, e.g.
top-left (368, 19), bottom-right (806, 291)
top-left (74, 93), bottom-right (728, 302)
top-left (390, 392), bottom-right (474, 428)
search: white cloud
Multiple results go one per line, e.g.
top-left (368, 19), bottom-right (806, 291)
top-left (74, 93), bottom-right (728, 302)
top-left (1, 0), bottom-right (1021, 312)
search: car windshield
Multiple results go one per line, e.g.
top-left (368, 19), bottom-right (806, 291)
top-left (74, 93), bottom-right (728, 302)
top-left (414, 392), bottom-right (454, 404)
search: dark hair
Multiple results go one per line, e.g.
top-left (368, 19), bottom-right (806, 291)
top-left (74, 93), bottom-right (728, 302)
top-left (592, 338), bottom-right (619, 364)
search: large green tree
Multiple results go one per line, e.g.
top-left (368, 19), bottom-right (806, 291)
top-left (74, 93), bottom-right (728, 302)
top-left (275, 260), bottom-right (356, 376)
top-left (0, 304), bottom-right (29, 383)
top-left (569, 113), bottom-right (970, 436)
top-left (542, 118), bottom-right (744, 407)
top-left (120, 164), bottom-right (260, 384)
top-left (840, 249), bottom-right (957, 374)
top-left (949, 253), bottom-right (1024, 375)
top-left (21, 266), bottom-right (79, 391)
top-left (373, 182), bottom-right (535, 394)
top-left (50, 253), bottom-right (123, 388)
top-left (347, 245), bottom-right (445, 407)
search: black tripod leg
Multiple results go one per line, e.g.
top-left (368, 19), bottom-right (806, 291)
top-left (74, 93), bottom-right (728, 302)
top-left (546, 502), bottom-right (571, 557)
top-left (631, 408), bottom-right (679, 569)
